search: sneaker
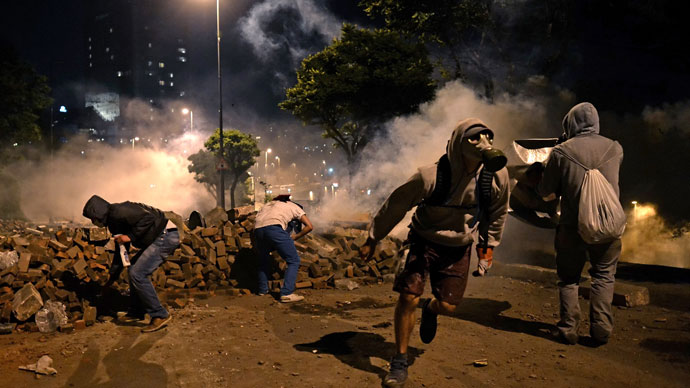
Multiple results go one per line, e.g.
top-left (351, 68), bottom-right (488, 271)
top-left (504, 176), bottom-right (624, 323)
top-left (419, 298), bottom-right (438, 344)
top-left (141, 315), bottom-right (172, 333)
top-left (552, 329), bottom-right (578, 345)
top-left (383, 354), bottom-right (408, 388)
top-left (117, 312), bottom-right (145, 323)
top-left (280, 293), bottom-right (304, 303)
top-left (580, 335), bottom-right (608, 348)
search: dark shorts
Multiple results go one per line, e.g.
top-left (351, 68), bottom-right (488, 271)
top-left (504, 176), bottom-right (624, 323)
top-left (393, 230), bottom-right (471, 305)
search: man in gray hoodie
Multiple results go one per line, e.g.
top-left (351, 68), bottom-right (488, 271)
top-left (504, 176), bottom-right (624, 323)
top-left (537, 102), bottom-right (624, 346)
top-left (361, 118), bottom-right (510, 387)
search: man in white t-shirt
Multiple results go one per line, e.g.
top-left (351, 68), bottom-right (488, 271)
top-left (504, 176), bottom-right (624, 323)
top-left (254, 194), bottom-right (313, 302)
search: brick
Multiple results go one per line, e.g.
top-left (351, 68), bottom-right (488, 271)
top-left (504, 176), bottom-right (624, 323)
top-left (48, 239), bottom-right (68, 251)
top-left (202, 227), bottom-right (218, 237)
top-left (18, 252), bottom-right (31, 272)
top-left (83, 306), bottom-right (97, 325)
top-left (74, 320), bottom-right (87, 330)
top-left (12, 283), bottom-right (44, 321)
top-left (66, 246), bottom-right (81, 259)
top-left (59, 323), bottom-right (74, 333)
top-left (166, 279), bottom-right (186, 288)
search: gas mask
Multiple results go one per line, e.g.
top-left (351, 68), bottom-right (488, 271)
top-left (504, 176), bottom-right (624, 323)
top-left (462, 130), bottom-right (507, 172)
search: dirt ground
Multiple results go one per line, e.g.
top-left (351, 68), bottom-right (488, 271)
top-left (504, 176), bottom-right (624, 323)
top-left (1, 265), bottom-right (689, 388)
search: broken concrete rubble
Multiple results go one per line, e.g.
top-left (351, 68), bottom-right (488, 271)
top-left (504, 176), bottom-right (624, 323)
top-left (12, 283), bottom-right (43, 321)
top-left (0, 211), bottom-right (405, 333)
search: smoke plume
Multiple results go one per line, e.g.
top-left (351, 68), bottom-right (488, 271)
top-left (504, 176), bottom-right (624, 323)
top-left (238, 0), bottom-right (341, 64)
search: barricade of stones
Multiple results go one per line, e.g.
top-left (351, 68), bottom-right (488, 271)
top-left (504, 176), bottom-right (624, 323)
top-left (0, 208), bottom-right (402, 333)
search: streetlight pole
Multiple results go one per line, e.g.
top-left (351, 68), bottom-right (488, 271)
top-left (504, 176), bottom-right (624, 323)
top-left (216, 0), bottom-right (225, 209)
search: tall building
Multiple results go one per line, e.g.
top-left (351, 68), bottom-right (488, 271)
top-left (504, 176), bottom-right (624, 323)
top-left (84, 0), bottom-right (189, 141)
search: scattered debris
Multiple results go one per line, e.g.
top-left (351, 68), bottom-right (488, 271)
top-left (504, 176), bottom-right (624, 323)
top-left (18, 355), bottom-right (58, 376)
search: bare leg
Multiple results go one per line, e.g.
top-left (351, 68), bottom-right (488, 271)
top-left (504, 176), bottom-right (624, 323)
top-left (428, 298), bottom-right (457, 316)
top-left (394, 292), bottom-right (420, 355)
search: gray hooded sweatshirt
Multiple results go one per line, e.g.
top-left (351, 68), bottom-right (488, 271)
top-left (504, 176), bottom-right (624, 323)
top-left (537, 102), bottom-right (624, 227)
top-left (369, 118), bottom-right (511, 247)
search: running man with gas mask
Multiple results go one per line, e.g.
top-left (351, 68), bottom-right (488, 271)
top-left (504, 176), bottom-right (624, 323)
top-left (360, 118), bottom-right (511, 388)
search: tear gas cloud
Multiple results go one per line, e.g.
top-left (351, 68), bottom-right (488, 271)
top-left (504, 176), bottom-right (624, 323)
top-left (313, 81), bottom-right (690, 269)
top-left (313, 81), bottom-right (572, 236)
top-left (623, 204), bottom-right (690, 269)
top-left (5, 101), bottom-right (215, 223)
top-left (238, 0), bottom-right (341, 65)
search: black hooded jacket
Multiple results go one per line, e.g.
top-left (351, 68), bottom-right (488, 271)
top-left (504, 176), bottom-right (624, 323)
top-left (82, 195), bottom-right (168, 249)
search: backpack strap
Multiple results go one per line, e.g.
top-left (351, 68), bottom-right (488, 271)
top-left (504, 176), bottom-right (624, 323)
top-left (417, 154), bottom-right (476, 210)
top-left (475, 167), bottom-right (494, 249)
top-left (555, 142), bottom-right (616, 171)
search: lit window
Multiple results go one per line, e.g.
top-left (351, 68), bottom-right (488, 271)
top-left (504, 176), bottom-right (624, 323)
top-left (159, 80), bottom-right (165, 86)
top-left (89, 54), bottom-right (92, 59)
top-left (109, 28), bottom-right (113, 33)
top-left (178, 48), bottom-right (186, 54)
top-left (179, 91), bottom-right (185, 96)
top-left (105, 47), bottom-right (110, 52)
top-left (178, 56), bottom-right (186, 62)
top-left (169, 73), bottom-right (173, 78)
top-left (158, 62), bottom-right (164, 68)
top-left (88, 37), bottom-right (91, 42)
top-left (148, 72), bottom-right (153, 76)
top-left (147, 61), bottom-right (152, 66)
top-left (149, 99), bottom-right (154, 103)
top-left (117, 71), bottom-right (122, 77)
top-left (88, 45), bottom-right (91, 50)
top-left (89, 63), bottom-right (93, 67)
top-left (148, 43), bottom-right (152, 48)
top-left (170, 82), bottom-right (174, 87)
top-left (110, 55), bottom-right (114, 60)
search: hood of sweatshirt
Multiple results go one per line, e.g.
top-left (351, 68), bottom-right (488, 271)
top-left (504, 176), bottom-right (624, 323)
top-left (562, 102), bottom-right (600, 139)
top-left (82, 195), bottom-right (110, 225)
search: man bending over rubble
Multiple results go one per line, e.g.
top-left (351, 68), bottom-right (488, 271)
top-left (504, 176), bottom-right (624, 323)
top-left (360, 118), bottom-right (510, 387)
top-left (83, 195), bottom-right (180, 333)
top-left (254, 194), bottom-right (313, 302)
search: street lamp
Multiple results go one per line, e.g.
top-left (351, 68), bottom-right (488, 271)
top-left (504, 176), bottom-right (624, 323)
top-left (182, 108), bottom-right (193, 133)
top-left (215, 0), bottom-right (225, 209)
top-left (265, 148), bottom-right (272, 170)
top-left (275, 155), bottom-right (280, 168)
top-left (131, 136), bottom-right (140, 149)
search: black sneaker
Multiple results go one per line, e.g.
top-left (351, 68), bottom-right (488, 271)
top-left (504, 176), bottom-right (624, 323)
top-left (420, 298), bottom-right (438, 344)
top-left (384, 354), bottom-right (408, 388)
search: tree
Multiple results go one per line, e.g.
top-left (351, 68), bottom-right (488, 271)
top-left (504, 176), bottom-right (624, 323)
top-left (0, 44), bottom-right (52, 164)
top-left (359, 0), bottom-right (575, 100)
top-left (279, 23), bottom-right (435, 167)
top-left (360, 1), bottom-right (494, 94)
top-left (188, 129), bottom-right (260, 209)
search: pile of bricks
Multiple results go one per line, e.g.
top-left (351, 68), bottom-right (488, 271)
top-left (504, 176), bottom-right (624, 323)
top-left (0, 206), bottom-right (403, 332)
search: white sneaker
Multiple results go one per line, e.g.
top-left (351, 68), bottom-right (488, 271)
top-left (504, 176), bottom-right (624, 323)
top-left (280, 293), bottom-right (304, 303)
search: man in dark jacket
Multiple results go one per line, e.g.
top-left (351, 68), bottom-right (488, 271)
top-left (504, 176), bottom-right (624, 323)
top-left (83, 195), bottom-right (179, 332)
top-left (537, 102), bottom-right (624, 346)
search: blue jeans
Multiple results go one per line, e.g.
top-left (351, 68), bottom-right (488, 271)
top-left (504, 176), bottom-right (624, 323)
top-left (254, 225), bottom-right (300, 296)
top-left (129, 229), bottom-right (179, 319)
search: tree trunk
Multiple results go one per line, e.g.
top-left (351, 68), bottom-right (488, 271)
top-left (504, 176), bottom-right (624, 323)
top-left (229, 175), bottom-right (239, 209)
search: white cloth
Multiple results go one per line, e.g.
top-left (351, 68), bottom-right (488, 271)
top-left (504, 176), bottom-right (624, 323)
top-left (255, 201), bottom-right (306, 230)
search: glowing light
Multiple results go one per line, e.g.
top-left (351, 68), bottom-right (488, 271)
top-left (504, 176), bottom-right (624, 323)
top-left (182, 108), bottom-right (189, 115)
top-left (59, 106), bottom-right (67, 113)
top-left (309, 191), bottom-right (314, 201)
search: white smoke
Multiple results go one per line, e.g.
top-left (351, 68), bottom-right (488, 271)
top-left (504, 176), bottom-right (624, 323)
top-left (642, 100), bottom-right (690, 135)
top-left (312, 81), bottom-right (569, 235)
top-left (7, 137), bottom-right (213, 223)
top-left (238, 0), bottom-right (341, 63)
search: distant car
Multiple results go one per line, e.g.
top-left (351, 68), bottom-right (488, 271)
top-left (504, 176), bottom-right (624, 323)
top-left (503, 138), bottom-right (560, 229)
